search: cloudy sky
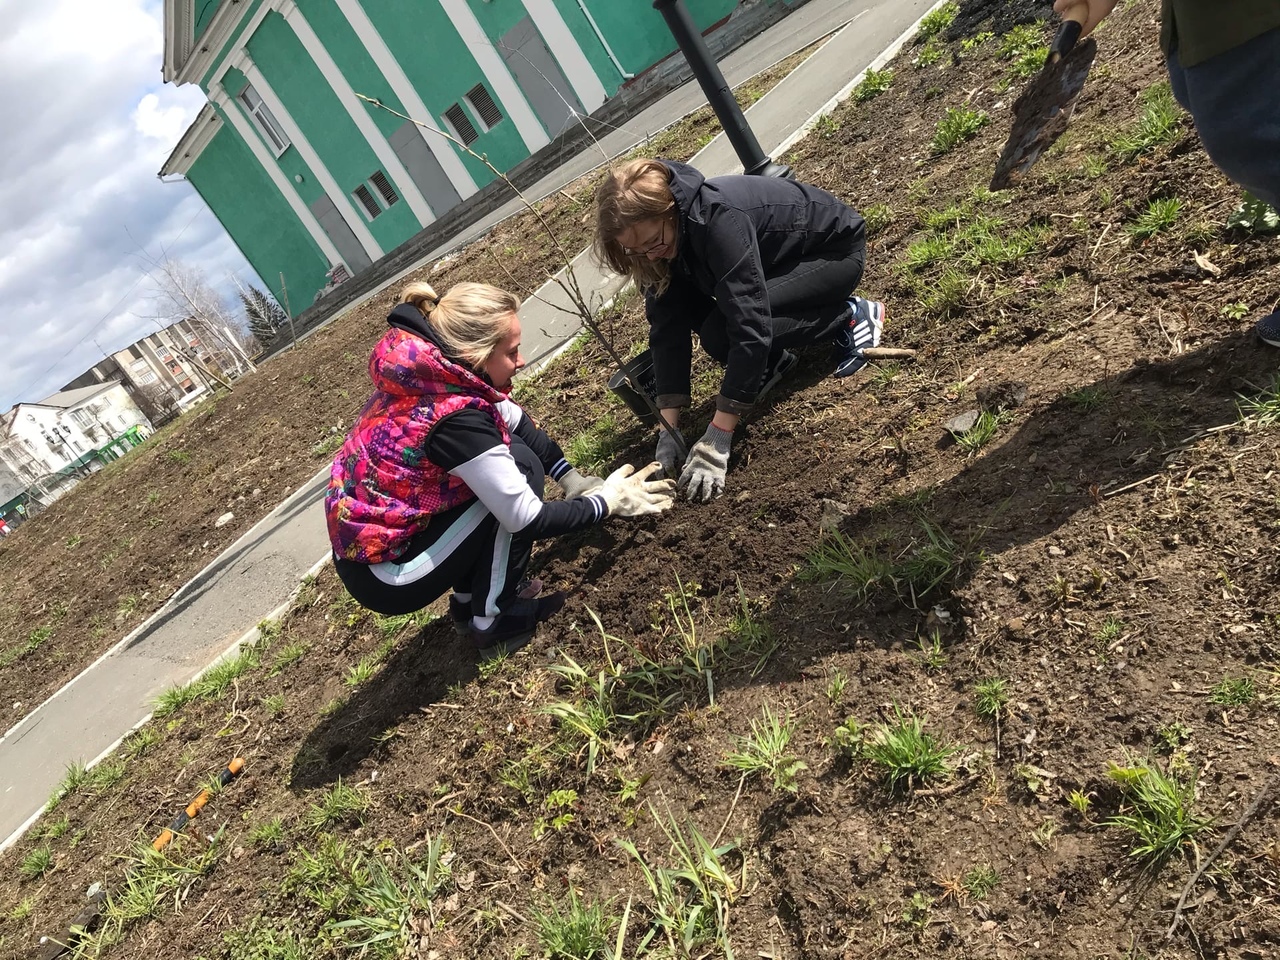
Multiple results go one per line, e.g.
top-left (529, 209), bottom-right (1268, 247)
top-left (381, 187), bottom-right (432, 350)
top-left (0, 0), bottom-right (259, 412)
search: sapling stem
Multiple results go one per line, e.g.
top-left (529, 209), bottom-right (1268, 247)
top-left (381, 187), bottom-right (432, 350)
top-left (355, 94), bottom-right (688, 460)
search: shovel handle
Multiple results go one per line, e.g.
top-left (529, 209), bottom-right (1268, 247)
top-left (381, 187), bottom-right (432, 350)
top-left (1050, 2), bottom-right (1088, 62)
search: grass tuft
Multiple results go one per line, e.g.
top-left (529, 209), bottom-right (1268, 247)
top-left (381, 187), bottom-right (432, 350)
top-left (1126, 197), bottom-right (1182, 239)
top-left (1106, 756), bottom-right (1213, 867)
top-left (916, 2), bottom-right (957, 42)
top-left (302, 780), bottom-right (370, 834)
top-left (864, 705), bottom-right (958, 792)
top-left (1209, 676), bottom-right (1255, 707)
top-left (1111, 82), bottom-right (1182, 160)
top-left (530, 888), bottom-right (615, 960)
top-left (721, 706), bottom-right (807, 794)
top-left (931, 108), bottom-right (988, 155)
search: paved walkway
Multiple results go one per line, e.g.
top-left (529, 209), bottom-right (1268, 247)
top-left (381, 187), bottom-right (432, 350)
top-left (0, 0), bottom-right (936, 848)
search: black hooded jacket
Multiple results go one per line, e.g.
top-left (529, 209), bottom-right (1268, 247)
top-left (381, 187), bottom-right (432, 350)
top-left (647, 160), bottom-right (865, 414)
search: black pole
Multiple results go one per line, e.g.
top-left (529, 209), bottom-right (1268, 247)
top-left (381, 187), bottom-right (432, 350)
top-left (653, 0), bottom-right (793, 178)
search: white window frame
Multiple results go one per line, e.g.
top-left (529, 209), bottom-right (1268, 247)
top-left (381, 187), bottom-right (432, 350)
top-left (238, 83), bottom-right (291, 157)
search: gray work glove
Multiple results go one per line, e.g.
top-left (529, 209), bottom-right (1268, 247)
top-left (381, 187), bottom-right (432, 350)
top-left (600, 462), bottom-right (677, 518)
top-left (678, 424), bottom-right (732, 503)
top-left (655, 426), bottom-right (684, 480)
top-left (558, 467), bottom-right (604, 499)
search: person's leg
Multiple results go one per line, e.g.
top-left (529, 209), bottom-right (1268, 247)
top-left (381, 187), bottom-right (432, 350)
top-left (466, 437), bottom-right (566, 657)
top-left (1166, 30), bottom-right (1280, 210)
top-left (468, 438), bottom-right (542, 621)
top-left (333, 498), bottom-right (495, 617)
top-left (763, 241), bottom-right (867, 349)
top-left (1167, 30), bottom-right (1280, 345)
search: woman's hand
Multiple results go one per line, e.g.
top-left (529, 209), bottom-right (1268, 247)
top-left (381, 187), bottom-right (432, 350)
top-left (558, 468), bottom-right (604, 498)
top-left (679, 423), bottom-right (733, 502)
top-left (1052, 0), bottom-right (1118, 38)
top-left (601, 463), bottom-right (677, 517)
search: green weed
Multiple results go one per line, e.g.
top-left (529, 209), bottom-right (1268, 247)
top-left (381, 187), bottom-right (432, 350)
top-left (1227, 192), bottom-right (1280, 233)
top-left (864, 706), bottom-right (958, 792)
top-left (268, 641), bottom-right (308, 675)
top-left (45, 760), bottom-right (91, 812)
top-left (955, 410), bottom-right (1007, 454)
top-left (862, 202), bottom-right (894, 235)
top-left (531, 888), bottom-right (615, 960)
top-left (248, 817), bottom-right (287, 849)
top-left (1126, 197), bottom-right (1182, 239)
top-left (931, 108), bottom-right (988, 155)
top-left (616, 811), bottom-right (741, 957)
top-left (1209, 676), bottom-right (1255, 707)
top-left (1066, 384), bottom-right (1110, 411)
top-left (916, 2), bottom-right (957, 41)
top-left (1238, 374), bottom-right (1280, 426)
top-left (302, 779), bottom-right (370, 834)
top-left (963, 864), bottom-right (1000, 900)
top-left (1106, 756), bottom-right (1212, 867)
top-left (721, 706), bottom-right (807, 794)
top-left (20, 846), bottom-right (53, 880)
top-left (1221, 301), bottom-right (1251, 320)
top-left (973, 677), bottom-right (1009, 720)
top-left (854, 68), bottom-right (894, 102)
top-left (262, 693), bottom-right (286, 717)
top-left (344, 655), bottom-right (380, 687)
top-left (1111, 83), bottom-right (1182, 160)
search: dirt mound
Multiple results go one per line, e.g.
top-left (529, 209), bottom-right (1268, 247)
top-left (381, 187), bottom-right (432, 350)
top-left (948, 0), bottom-right (1053, 40)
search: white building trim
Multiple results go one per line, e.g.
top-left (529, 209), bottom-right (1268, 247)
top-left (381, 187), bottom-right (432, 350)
top-left (209, 0), bottom-right (280, 89)
top-left (330, 0), bottom-right (478, 201)
top-left (519, 0), bottom-right (608, 113)
top-left (238, 55), bottom-right (384, 261)
top-left (173, 0), bottom-right (251, 85)
top-left (211, 87), bottom-right (347, 271)
top-left (436, 0), bottom-right (550, 152)
top-left (159, 103), bottom-right (223, 177)
top-left (278, 0), bottom-right (436, 227)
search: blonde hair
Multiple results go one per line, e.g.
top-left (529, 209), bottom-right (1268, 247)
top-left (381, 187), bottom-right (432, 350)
top-left (400, 281), bottom-right (520, 367)
top-left (593, 158), bottom-right (676, 296)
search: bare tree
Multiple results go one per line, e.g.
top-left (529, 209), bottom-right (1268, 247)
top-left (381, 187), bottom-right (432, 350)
top-left (137, 257), bottom-right (258, 379)
top-left (133, 382), bottom-right (181, 427)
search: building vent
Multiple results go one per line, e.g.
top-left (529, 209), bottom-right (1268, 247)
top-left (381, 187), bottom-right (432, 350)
top-left (444, 103), bottom-right (479, 146)
top-left (369, 170), bottom-right (399, 207)
top-left (353, 183), bottom-right (382, 219)
top-left (466, 84), bottom-right (503, 130)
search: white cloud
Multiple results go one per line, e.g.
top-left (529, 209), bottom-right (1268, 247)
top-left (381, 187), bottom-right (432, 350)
top-left (0, 0), bottom-right (258, 411)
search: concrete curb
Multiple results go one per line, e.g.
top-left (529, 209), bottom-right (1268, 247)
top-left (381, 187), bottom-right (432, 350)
top-left (0, 554), bottom-right (333, 854)
top-left (771, 0), bottom-right (949, 160)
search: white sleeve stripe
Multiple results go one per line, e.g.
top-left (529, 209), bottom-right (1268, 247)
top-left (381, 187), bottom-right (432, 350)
top-left (588, 493), bottom-right (607, 521)
top-left (549, 458), bottom-right (570, 480)
top-left (449, 446), bottom-right (544, 533)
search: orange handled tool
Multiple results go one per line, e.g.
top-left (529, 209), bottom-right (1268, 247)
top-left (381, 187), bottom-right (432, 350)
top-left (152, 757), bottom-right (244, 851)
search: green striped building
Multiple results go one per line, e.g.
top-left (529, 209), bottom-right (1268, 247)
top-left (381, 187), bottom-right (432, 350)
top-left (159, 0), bottom-right (743, 312)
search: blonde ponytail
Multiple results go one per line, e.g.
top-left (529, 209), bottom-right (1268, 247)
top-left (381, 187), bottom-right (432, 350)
top-left (400, 281), bottom-right (441, 316)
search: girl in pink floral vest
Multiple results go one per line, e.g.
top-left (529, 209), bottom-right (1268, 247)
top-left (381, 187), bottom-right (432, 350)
top-left (326, 281), bottom-right (674, 659)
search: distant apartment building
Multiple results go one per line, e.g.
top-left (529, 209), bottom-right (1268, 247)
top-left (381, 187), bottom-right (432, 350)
top-left (0, 382), bottom-right (152, 519)
top-left (63, 318), bottom-right (251, 425)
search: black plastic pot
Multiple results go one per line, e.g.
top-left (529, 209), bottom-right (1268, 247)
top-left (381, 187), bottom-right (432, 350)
top-left (608, 348), bottom-right (659, 427)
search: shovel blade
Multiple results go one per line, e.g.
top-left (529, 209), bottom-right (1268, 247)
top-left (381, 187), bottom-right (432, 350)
top-left (991, 37), bottom-right (1097, 190)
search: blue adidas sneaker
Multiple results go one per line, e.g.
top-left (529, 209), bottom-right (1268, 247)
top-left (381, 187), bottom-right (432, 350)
top-left (833, 297), bottom-right (886, 378)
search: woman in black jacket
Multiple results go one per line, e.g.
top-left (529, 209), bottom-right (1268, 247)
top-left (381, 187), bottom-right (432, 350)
top-left (594, 158), bottom-right (884, 502)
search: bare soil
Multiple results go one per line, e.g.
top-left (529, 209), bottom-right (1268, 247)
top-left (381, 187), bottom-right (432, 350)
top-left (3, 5), bottom-right (1280, 960)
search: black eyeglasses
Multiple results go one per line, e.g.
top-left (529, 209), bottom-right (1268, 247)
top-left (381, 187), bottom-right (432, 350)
top-left (622, 219), bottom-right (669, 257)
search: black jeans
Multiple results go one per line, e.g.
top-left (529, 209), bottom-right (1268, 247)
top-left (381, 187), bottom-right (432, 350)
top-left (685, 241), bottom-right (865, 366)
top-left (334, 438), bottom-right (541, 618)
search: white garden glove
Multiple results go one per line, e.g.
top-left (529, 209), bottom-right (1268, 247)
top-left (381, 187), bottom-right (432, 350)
top-left (600, 463), bottom-right (677, 518)
top-left (678, 424), bottom-right (732, 503)
top-left (558, 467), bottom-right (604, 498)
top-left (655, 427), bottom-right (684, 480)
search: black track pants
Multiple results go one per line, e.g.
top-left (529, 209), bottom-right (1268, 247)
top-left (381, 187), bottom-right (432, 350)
top-left (333, 438), bottom-right (542, 618)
